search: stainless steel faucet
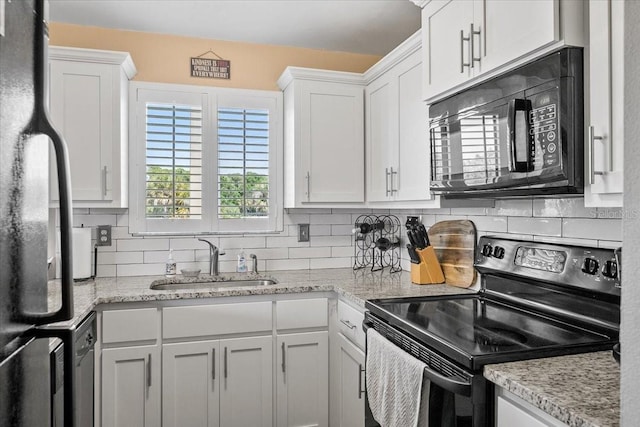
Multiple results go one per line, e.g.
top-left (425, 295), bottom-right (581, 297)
top-left (250, 253), bottom-right (258, 274)
top-left (198, 238), bottom-right (225, 275)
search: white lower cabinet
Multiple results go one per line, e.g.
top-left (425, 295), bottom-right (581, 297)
top-left (162, 341), bottom-right (220, 427)
top-left (276, 332), bottom-right (329, 427)
top-left (496, 387), bottom-right (568, 427)
top-left (101, 345), bottom-right (161, 427)
top-left (333, 333), bottom-right (365, 427)
top-left (220, 336), bottom-right (273, 427)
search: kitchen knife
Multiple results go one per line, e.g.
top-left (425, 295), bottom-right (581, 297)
top-left (418, 223), bottom-right (430, 247)
top-left (406, 229), bottom-right (418, 247)
top-left (406, 244), bottom-right (421, 264)
top-left (413, 229), bottom-right (427, 249)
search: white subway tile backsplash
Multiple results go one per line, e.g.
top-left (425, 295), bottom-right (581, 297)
top-left (67, 197), bottom-right (622, 278)
top-left (533, 199), bottom-right (593, 218)
top-left (310, 235), bottom-right (352, 247)
top-left (144, 250), bottom-right (194, 264)
top-left (117, 238), bottom-right (169, 252)
top-left (310, 257), bottom-right (352, 269)
top-left (562, 218), bottom-right (623, 241)
top-left (266, 258), bottom-right (310, 270)
top-left (467, 215), bottom-right (508, 233)
top-left (117, 263), bottom-right (165, 277)
top-left (491, 199), bottom-right (533, 217)
top-left (310, 224), bottom-right (332, 236)
top-left (99, 251), bottom-right (145, 265)
top-left (508, 217), bottom-right (561, 236)
top-left (219, 236), bottom-right (266, 249)
top-left (288, 247), bottom-right (331, 259)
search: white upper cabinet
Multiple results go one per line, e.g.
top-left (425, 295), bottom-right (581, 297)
top-left (421, 0), bottom-right (584, 102)
top-left (585, 0), bottom-right (624, 207)
top-left (278, 68), bottom-right (365, 208)
top-left (49, 46), bottom-right (136, 208)
top-left (365, 32), bottom-right (437, 205)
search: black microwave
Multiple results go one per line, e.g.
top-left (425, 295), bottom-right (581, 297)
top-left (429, 48), bottom-right (583, 198)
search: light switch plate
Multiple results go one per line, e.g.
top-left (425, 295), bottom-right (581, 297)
top-left (96, 225), bottom-right (112, 246)
top-left (298, 224), bottom-right (310, 242)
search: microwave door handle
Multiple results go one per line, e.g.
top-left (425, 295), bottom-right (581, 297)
top-left (508, 99), bottom-right (533, 173)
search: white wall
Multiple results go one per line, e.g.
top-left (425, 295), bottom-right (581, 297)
top-left (622, 1), bottom-right (640, 424)
top-left (57, 198), bottom-right (622, 278)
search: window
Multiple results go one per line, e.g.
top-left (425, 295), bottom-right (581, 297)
top-left (130, 83), bottom-right (282, 234)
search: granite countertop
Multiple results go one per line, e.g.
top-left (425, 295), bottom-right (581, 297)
top-left (485, 352), bottom-right (620, 427)
top-left (47, 267), bottom-right (475, 327)
top-left (48, 268), bottom-right (619, 426)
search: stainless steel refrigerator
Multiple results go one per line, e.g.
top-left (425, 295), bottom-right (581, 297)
top-left (0, 0), bottom-right (75, 425)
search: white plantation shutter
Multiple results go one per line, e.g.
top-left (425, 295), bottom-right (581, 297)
top-left (145, 103), bottom-right (203, 219)
top-left (217, 107), bottom-right (270, 219)
top-left (130, 83), bottom-right (281, 234)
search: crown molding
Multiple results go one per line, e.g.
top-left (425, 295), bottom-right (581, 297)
top-left (49, 46), bottom-right (137, 79)
top-left (277, 67), bottom-right (365, 90)
top-left (363, 29), bottom-right (421, 84)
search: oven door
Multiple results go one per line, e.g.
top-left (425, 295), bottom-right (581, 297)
top-left (363, 314), bottom-right (491, 427)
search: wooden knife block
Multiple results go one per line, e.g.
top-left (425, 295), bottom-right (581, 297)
top-left (411, 246), bottom-right (445, 285)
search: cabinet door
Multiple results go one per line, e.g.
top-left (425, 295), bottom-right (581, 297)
top-left (220, 336), bottom-right (273, 427)
top-left (422, 0), bottom-right (474, 100)
top-left (163, 341), bottom-right (220, 427)
top-left (300, 81), bottom-right (365, 203)
top-left (478, 0), bottom-right (557, 73)
top-left (396, 50), bottom-right (432, 201)
top-left (366, 74), bottom-right (397, 202)
top-left (102, 345), bottom-right (161, 427)
top-left (49, 60), bottom-right (114, 203)
top-left (276, 331), bottom-right (329, 427)
top-left (585, 0), bottom-right (623, 206)
top-left (333, 333), bottom-right (365, 427)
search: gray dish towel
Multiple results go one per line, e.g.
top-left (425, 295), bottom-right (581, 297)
top-left (366, 329), bottom-right (430, 427)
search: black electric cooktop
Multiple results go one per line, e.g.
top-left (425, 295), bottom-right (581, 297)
top-left (365, 294), bottom-right (616, 371)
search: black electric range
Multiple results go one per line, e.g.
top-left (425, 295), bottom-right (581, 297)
top-left (363, 236), bottom-right (621, 427)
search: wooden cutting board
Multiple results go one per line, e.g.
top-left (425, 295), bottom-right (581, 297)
top-left (427, 220), bottom-right (477, 288)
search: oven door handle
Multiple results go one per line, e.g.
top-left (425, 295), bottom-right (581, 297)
top-left (422, 364), bottom-right (472, 397)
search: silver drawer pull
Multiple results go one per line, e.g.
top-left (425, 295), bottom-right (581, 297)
top-left (340, 319), bottom-right (357, 330)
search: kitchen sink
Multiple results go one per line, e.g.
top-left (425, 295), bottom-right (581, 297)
top-left (149, 277), bottom-right (278, 290)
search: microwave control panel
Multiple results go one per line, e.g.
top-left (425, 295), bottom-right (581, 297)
top-left (529, 103), bottom-right (559, 169)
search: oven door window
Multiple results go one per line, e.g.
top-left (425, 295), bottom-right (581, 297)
top-left (431, 93), bottom-right (528, 191)
top-left (427, 383), bottom-right (474, 427)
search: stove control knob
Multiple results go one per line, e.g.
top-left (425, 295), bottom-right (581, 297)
top-left (493, 246), bottom-right (505, 259)
top-left (481, 244), bottom-right (493, 257)
top-left (602, 260), bottom-right (618, 279)
top-left (581, 258), bottom-right (599, 275)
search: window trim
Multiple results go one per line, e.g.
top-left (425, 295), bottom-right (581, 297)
top-left (129, 81), bottom-right (283, 235)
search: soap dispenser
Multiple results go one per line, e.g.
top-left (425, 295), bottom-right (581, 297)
top-left (237, 250), bottom-right (247, 273)
top-left (165, 249), bottom-right (177, 277)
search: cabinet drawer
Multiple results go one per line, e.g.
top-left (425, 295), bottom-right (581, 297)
top-left (102, 308), bottom-right (159, 344)
top-left (337, 300), bottom-right (365, 350)
top-left (163, 301), bottom-right (273, 339)
top-left (276, 298), bottom-right (328, 330)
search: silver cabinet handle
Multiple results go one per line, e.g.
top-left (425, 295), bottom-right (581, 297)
top-left (588, 125), bottom-right (605, 184)
top-left (281, 342), bottom-right (286, 373)
top-left (460, 30), bottom-right (471, 72)
top-left (305, 171), bottom-right (311, 202)
top-left (147, 353), bottom-right (152, 388)
top-left (102, 165), bottom-right (108, 198)
top-left (224, 347), bottom-right (228, 379)
top-left (390, 167), bottom-right (398, 194)
top-left (212, 348), bottom-right (216, 381)
top-left (385, 168), bottom-right (390, 196)
top-left (340, 319), bottom-right (356, 330)
top-left (470, 23), bottom-right (481, 68)
top-left (358, 364), bottom-right (365, 399)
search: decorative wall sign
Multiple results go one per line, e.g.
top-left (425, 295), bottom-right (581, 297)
top-left (191, 49), bottom-right (230, 79)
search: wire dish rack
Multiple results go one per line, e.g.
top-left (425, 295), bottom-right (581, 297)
top-left (353, 214), bottom-right (402, 273)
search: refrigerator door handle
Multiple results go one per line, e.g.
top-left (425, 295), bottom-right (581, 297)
top-left (32, 326), bottom-right (77, 427)
top-left (26, 0), bottom-right (73, 324)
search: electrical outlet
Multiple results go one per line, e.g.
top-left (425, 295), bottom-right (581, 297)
top-left (96, 225), bottom-right (112, 246)
top-left (298, 224), bottom-right (310, 242)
